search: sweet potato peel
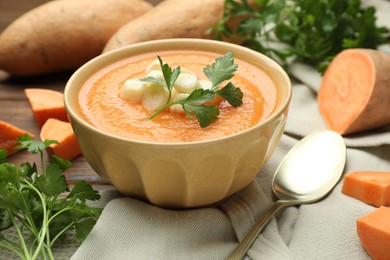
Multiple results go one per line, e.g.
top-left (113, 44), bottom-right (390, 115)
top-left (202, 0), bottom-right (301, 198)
top-left (103, 0), bottom-right (225, 52)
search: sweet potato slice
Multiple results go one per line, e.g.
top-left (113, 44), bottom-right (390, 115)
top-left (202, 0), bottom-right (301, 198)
top-left (342, 171), bottom-right (390, 207)
top-left (318, 49), bottom-right (390, 135)
top-left (0, 0), bottom-right (152, 76)
top-left (0, 121), bottom-right (33, 155)
top-left (25, 88), bottom-right (68, 128)
top-left (40, 118), bottom-right (81, 161)
top-left (357, 206), bottom-right (390, 260)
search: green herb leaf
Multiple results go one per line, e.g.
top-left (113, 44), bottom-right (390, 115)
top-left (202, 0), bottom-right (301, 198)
top-left (70, 202), bottom-right (102, 219)
top-left (67, 180), bottom-right (100, 202)
top-left (203, 51), bottom-right (238, 89)
top-left (0, 149), bottom-right (7, 163)
top-left (182, 89), bottom-right (216, 105)
top-left (140, 76), bottom-right (166, 87)
top-left (75, 218), bottom-right (97, 244)
top-left (19, 162), bottom-right (37, 178)
top-left (0, 209), bottom-right (12, 230)
top-left (16, 134), bottom-right (58, 154)
top-left (160, 56), bottom-right (181, 92)
top-left (184, 104), bottom-right (220, 128)
top-left (36, 164), bottom-right (69, 197)
top-left (141, 56), bottom-right (181, 92)
top-left (216, 82), bottom-right (243, 108)
top-left (48, 209), bottom-right (74, 237)
top-left (0, 181), bottom-right (26, 212)
top-left (0, 163), bottom-right (21, 186)
top-left (51, 155), bottom-right (72, 171)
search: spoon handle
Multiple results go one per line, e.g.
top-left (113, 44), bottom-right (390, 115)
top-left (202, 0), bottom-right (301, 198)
top-left (227, 200), bottom-right (297, 260)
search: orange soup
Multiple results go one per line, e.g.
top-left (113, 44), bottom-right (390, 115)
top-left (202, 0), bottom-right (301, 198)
top-left (78, 51), bottom-right (277, 142)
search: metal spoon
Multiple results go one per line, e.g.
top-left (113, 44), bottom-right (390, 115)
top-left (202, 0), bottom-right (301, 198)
top-left (228, 130), bottom-right (346, 259)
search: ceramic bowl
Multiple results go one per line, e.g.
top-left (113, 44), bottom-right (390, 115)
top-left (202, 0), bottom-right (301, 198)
top-left (64, 39), bottom-right (292, 208)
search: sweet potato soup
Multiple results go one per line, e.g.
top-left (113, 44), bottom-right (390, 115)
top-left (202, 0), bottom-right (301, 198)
top-left (78, 51), bottom-right (277, 142)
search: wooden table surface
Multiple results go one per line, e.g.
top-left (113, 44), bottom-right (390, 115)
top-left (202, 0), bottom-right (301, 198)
top-left (0, 0), bottom-right (166, 190)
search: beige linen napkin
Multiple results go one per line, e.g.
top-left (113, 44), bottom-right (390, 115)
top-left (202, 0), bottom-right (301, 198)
top-left (70, 133), bottom-right (390, 260)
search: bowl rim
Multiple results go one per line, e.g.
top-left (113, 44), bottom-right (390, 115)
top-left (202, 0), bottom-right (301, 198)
top-left (64, 38), bottom-right (292, 146)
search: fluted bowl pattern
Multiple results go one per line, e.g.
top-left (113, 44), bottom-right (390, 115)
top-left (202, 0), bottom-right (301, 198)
top-left (64, 39), bottom-right (291, 208)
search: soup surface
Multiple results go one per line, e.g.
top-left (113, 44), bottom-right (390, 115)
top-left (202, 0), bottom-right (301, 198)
top-left (78, 51), bottom-right (277, 142)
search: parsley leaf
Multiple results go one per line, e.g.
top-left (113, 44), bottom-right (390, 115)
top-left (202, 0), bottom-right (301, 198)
top-left (159, 55), bottom-right (181, 93)
top-left (0, 210), bottom-right (11, 230)
top-left (16, 133), bottom-right (57, 154)
top-left (0, 149), bottom-right (7, 163)
top-left (141, 55), bottom-right (181, 102)
top-left (146, 52), bottom-right (243, 127)
top-left (0, 163), bottom-right (21, 186)
top-left (178, 88), bottom-right (220, 127)
top-left (51, 155), bottom-right (72, 171)
top-left (216, 82), bottom-right (243, 108)
top-left (19, 161), bottom-right (37, 178)
top-left (182, 88), bottom-right (216, 105)
top-left (75, 218), bottom-right (98, 244)
top-left (184, 104), bottom-right (220, 128)
top-left (36, 163), bottom-right (69, 197)
top-left (67, 180), bottom-right (100, 202)
top-left (203, 51), bottom-right (238, 89)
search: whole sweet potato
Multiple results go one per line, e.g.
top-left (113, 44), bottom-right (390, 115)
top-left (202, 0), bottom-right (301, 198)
top-left (103, 0), bottom-right (225, 52)
top-left (0, 0), bottom-right (153, 76)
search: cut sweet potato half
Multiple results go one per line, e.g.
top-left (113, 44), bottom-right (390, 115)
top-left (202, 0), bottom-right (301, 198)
top-left (25, 88), bottom-right (69, 128)
top-left (40, 118), bottom-right (81, 161)
top-left (0, 120), bottom-right (33, 155)
top-left (342, 171), bottom-right (390, 207)
top-left (318, 49), bottom-right (390, 135)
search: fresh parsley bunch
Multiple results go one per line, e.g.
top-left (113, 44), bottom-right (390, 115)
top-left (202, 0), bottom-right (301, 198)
top-left (0, 134), bottom-right (101, 260)
top-left (215, 0), bottom-right (389, 73)
top-left (142, 51), bottom-right (243, 128)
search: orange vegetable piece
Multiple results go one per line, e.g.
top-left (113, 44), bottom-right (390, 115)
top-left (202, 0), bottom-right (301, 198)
top-left (342, 171), bottom-right (390, 207)
top-left (318, 49), bottom-right (390, 135)
top-left (357, 206), bottom-right (390, 260)
top-left (25, 88), bottom-right (69, 128)
top-left (40, 118), bottom-right (81, 161)
top-left (0, 120), bottom-right (33, 155)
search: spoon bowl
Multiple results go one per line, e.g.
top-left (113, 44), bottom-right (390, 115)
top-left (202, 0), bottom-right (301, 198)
top-left (273, 130), bottom-right (346, 202)
top-left (228, 130), bottom-right (346, 259)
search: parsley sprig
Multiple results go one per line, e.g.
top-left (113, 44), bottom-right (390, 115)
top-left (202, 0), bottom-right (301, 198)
top-left (214, 0), bottom-right (389, 73)
top-left (141, 52), bottom-right (243, 128)
top-left (0, 134), bottom-right (101, 260)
